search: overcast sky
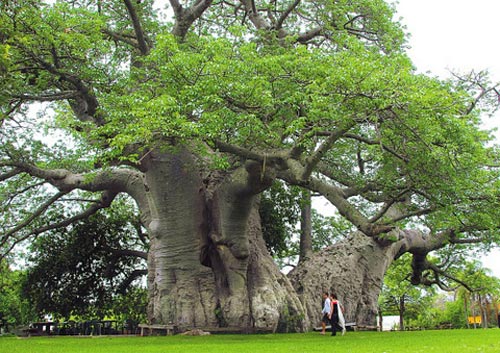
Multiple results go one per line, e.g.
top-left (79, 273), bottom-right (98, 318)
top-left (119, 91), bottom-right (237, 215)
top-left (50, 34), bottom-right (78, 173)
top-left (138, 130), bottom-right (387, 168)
top-left (395, 0), bottom-right (500, 277)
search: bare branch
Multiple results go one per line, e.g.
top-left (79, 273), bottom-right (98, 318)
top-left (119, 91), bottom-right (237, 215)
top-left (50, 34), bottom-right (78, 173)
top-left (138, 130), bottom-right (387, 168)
top-left (0, 190), bottom-right (69, 249)
top-left (101, 28), bottom-right (142, 49)
top-left (275, 0), bottom-right (301, 30)
top-left (1, 191), bottom-right (118, 258)
top-left (343, 132), bottom-right (410, 163)
top-left (123, 0), bottom-right (150, 55)
top-left (426, 262), bottom-right (475, 292)
top-left (301, 122), bottom-right (355, 179)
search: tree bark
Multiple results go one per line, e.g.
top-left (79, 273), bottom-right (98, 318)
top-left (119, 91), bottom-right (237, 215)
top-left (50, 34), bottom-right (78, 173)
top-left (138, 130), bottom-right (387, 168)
top-left (299, 190), bottom-right (313, 263)
top-left (141, 150), bottom-right (307, 332)
top-left (131, 150), bottom-right (449, 332)
top-left (143, 150), bottom-right (217, 327)
top-left (289, 231), bottom-right (402, 328)
top-left (398, 296), bottom-right (405, 331)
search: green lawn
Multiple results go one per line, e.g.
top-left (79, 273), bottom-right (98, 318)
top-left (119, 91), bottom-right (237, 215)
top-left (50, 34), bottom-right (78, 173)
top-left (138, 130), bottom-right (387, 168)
top-left (1, 329), bottom-right (499, 353)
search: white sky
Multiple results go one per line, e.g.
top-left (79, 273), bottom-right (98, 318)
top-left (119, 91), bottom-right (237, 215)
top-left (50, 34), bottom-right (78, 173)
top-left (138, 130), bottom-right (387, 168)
top-left (395, 0), bottom-right (500, 277)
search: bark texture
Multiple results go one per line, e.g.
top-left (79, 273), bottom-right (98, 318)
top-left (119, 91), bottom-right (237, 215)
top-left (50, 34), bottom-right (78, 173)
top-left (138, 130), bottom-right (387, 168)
top-left (142, 151), bottom-right (307, 332)
top-left (289, 231), bottom-right (401, 328)
top-left (138, 151), bottom-right (431, 332)
top-left (144, 151), bottom-right (217, 327)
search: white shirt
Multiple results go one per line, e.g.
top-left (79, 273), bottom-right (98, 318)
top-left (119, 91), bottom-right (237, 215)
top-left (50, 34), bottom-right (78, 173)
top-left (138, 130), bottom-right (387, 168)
top-left (322, 297), bottom-right (331, 314)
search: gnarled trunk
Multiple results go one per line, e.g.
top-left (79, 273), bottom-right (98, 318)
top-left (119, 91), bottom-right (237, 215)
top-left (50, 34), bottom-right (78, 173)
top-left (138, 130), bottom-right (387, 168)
top-left (142, 151), bottom-right (307, 332)
top-left (139, 151), bottom-right (419, 332)
top-left (144, 151), bottom-right (217, 327)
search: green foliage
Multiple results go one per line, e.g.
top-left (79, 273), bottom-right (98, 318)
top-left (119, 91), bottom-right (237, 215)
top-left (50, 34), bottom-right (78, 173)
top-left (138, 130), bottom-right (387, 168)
top-left (432, 297), bottom-right (468, 329)
top-left (382, 255), bottom-right (500, 330)
top-left (1, 0), bottom-right (499, 246)
top-left (260, 183), bottom-right (354, 260)
top-left (260, 182), bottom-right (302, 257)
top-left (0, 260), bottom-right (37, 326)
top-left (379, 254), bottom-right (436, 326)
top-left (107, 286), bottom-right (148, 325)
top-left (310, 209), bottom-right (353, 251)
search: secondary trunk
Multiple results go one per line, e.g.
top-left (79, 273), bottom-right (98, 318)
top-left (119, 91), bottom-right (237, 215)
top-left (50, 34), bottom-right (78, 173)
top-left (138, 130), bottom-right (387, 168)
top-left (289, 231), bottom-right (401, 329)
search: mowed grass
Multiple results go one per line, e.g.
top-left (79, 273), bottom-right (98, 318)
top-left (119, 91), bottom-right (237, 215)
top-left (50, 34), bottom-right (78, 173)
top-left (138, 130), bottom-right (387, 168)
top-left (1, 329), bottom-right (499, 353)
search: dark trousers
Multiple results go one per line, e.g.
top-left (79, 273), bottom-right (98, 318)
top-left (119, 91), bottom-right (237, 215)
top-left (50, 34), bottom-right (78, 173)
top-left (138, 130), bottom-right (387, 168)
top-left (330, 315), bottom-right (341, 336)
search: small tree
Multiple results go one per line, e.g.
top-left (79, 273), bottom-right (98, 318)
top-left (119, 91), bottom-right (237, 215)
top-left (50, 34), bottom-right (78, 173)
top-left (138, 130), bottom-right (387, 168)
top-left (22, 200), bottom-right (147, 320)
top-left (0, 260), bottom-right (37, 329)
top-left (455, 262), bottom-right (500, 328)
top-left (380, 253), bottom-right (435, 330)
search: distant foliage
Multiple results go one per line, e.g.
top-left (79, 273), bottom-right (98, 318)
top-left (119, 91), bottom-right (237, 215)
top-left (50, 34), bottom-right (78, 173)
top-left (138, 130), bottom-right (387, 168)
top-left (22, 205), bottom-right (147, 319)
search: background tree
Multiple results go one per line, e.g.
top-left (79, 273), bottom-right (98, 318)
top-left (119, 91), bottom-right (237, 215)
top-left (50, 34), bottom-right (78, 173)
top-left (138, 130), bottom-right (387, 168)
top-left (455, 261), bottom-right (500, 328)
top-left (22, 199), bottom-right (147, 320)
top-left (1, 0), bottom-right (500, 332)
top-left (379, 253), bottom-right (435, 330)
top-left (0, 260), bottom-right (37, 330)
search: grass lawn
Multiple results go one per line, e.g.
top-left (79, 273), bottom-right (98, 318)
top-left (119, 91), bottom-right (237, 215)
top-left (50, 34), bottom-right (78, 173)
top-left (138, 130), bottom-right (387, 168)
top-left (1, 329), bottom-right (499, 353)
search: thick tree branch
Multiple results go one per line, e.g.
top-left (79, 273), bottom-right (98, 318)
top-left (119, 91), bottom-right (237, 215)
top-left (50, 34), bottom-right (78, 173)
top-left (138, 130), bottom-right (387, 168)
top-left (279, 169), bottom-right (392, 237)
top-left (169, 0), bottom-right (183, 17)
top-left (172, 0), bottom-right (214, 39)
top-left (213, 140), bottom-right (289, 169)
top-left (108, 248), bottom-right (148, 260)
top-left (240, 0), bottom-right (272, 30)
top-left (296, 27), bottom-right (323, 44)
top-left (28, 54), bottom-right (104, 125)
top-left (0, 160), bottom-right (138, 194)
top-left (101, 28), bottom-right (143, 49)
top-left (383, 207), bottom-right (434, 224)
top-left (13, 91), bottom-right (79, 102)
top-left (117, 269), bottom-right (148, 294)
top-left (0, 168), bottom-right (22, 182)
top-left (301, 122), bottom-right (355, 180)
top-left (275, 0), bottom-right (301, 30)
top-left (123, 0), bottom-right (150, 55)
top-left (0, 160), bottom-right (150, 225)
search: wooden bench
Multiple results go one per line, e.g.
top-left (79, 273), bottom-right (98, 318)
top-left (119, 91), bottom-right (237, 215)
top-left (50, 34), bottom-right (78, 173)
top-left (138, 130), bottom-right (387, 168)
top-left (138, 324), bottom-right (177, 336)
top-left (345, 322), bottom-right (357, 331)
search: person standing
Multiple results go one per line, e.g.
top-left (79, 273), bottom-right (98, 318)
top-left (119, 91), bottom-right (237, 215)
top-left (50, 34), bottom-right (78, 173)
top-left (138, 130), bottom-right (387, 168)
top-left (329, 292), bottom-right (346, 336)
top-left (320, 292), bottom-right (331, 335)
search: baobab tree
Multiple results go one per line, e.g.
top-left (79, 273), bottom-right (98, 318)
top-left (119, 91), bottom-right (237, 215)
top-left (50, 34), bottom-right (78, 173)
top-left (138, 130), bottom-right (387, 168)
top-left (1, 0), bottom-right (500, 332)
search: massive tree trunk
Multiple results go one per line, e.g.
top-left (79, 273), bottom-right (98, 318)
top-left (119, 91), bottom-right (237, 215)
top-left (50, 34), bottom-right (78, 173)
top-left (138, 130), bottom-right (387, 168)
top-left (141, 150), bottom-right (307, 332)
top-left (289, 231), bottom-right (402, 328)
top-left (144, 151), bottom-right (216, 327)
top-left (137, 151), bottom-right (432, 332)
